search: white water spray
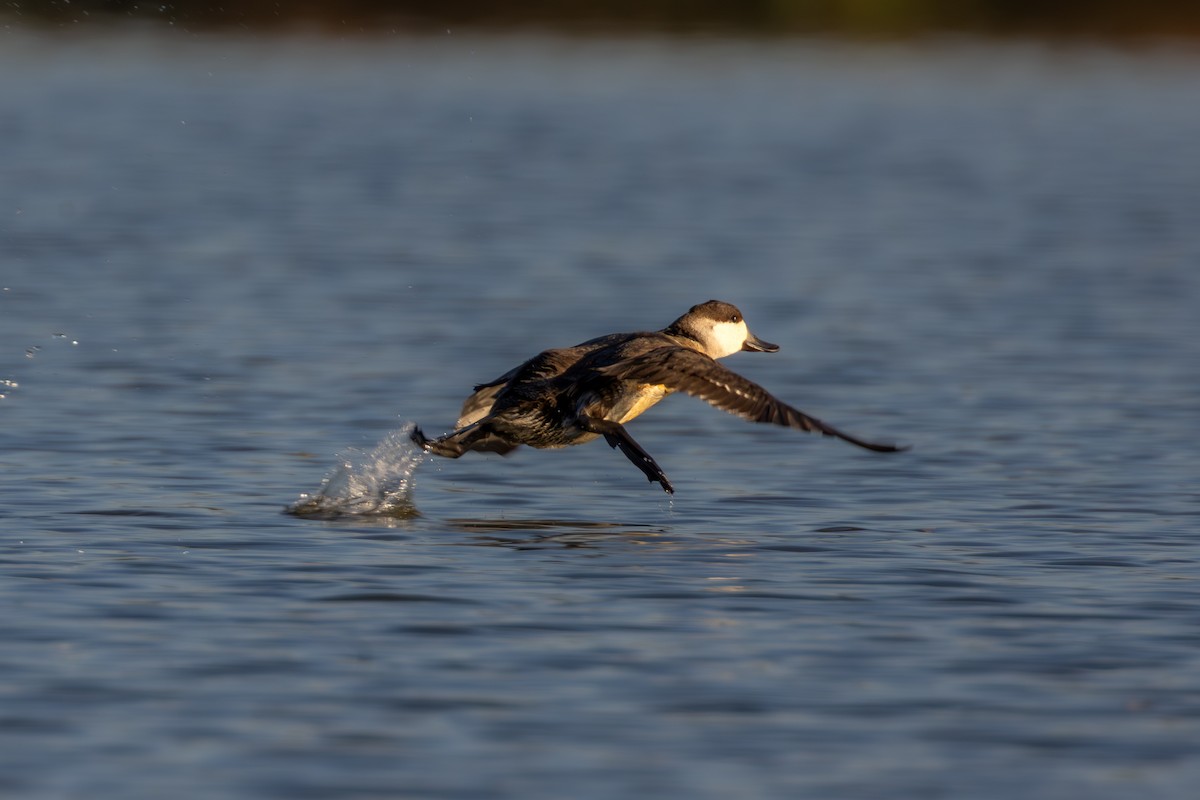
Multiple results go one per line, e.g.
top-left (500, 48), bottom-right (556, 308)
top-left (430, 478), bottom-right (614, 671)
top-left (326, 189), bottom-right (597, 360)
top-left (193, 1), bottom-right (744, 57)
top-left (288, 423), bottom-right (425, 519)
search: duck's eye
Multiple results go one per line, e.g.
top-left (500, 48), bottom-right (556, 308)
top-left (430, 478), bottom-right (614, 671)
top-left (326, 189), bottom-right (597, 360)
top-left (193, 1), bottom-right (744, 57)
top-left (730, 314), bottom-right (741, 323)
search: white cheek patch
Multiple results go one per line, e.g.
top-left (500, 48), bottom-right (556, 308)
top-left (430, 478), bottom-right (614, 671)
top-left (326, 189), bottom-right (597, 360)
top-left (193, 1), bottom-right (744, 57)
top-left (711, 320), bottom-right (748, 358)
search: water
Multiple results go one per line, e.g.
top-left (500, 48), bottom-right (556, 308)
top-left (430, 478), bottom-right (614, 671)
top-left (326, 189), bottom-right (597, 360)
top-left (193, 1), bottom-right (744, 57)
top-left (3, 30), bottom-right (1200, 799)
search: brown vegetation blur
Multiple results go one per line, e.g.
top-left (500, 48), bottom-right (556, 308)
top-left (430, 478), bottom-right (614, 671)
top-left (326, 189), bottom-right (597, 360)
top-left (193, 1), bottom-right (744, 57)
top-left (10, 0), bottom-right (1200, 37)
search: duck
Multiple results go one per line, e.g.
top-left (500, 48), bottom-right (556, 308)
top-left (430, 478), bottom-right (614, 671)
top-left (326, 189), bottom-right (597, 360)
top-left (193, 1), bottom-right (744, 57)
top-left (411, 300), bottom-right (904, 494)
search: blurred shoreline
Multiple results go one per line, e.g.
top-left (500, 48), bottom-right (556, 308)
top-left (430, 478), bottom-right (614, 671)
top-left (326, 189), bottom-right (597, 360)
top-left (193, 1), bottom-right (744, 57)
top-left (5, 0), bottom-right (1200, 39)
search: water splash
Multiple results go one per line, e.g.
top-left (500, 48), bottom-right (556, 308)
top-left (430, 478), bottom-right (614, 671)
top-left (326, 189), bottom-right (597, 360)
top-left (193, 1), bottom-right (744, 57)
top-left (287, 424), bottom-right (425, 519)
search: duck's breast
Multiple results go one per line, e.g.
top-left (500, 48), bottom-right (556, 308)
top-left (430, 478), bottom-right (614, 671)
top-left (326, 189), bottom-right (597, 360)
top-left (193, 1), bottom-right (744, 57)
top-left (611, 383), bottom-right (673, 423)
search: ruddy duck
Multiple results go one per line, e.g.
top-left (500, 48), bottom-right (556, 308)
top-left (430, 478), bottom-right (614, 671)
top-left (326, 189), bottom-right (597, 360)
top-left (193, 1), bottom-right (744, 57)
top-left (412, 300), bottom-right (904, 494)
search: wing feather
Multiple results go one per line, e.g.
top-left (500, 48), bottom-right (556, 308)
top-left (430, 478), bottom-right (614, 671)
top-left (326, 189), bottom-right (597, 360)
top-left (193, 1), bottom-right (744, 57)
top-left (600, 347), bottom-right (904, 453)
top-left (457, 345), bottom-right (593, 428)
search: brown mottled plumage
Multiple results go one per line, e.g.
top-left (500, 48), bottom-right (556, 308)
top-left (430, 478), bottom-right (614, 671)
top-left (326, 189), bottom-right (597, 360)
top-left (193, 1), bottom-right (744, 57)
top-left (412, 300), bottom-right (904, 494)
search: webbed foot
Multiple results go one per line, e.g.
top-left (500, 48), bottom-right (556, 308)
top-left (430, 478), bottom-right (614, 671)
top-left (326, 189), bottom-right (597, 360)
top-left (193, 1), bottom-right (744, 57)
top-left (579, 415), bottom-right (675, 494)
top-left (409, 426), bottom-right (431, 451)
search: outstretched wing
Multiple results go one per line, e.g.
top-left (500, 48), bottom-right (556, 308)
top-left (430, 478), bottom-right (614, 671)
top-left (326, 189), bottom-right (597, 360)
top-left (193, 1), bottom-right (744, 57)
top-left (599, 347), bottom-right (905, 453)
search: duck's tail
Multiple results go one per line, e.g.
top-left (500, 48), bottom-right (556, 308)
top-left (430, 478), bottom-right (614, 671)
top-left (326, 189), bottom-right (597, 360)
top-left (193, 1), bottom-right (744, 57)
top-left (411, 423), bottom-right (520, 457)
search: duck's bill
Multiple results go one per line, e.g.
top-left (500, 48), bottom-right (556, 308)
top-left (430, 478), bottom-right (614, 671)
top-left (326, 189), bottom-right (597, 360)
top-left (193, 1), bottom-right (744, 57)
top-left (742, 332), bottom-right (780, 353)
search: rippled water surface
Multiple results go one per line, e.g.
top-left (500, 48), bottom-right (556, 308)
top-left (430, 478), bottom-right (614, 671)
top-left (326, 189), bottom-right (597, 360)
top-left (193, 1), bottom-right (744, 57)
top-left (2, 31), bottom-right (1199, 799)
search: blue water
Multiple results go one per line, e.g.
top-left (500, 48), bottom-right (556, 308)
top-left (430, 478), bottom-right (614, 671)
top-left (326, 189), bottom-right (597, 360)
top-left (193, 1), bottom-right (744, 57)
top-left (2, 31), bottom-right (1199, 799)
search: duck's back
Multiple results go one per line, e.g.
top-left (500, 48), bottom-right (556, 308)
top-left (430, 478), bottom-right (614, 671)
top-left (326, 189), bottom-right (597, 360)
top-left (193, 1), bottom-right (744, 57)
top-left (568, 331), bottom-right (680, 375)
top-left (456, 331), bottom-right (668, 428)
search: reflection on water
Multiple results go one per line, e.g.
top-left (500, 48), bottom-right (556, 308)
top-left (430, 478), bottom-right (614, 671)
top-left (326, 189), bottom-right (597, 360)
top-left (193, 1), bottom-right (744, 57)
top-left (446, 517), bottom-right (671, 549)
top-left (446, 517), bottom-right (659, 532)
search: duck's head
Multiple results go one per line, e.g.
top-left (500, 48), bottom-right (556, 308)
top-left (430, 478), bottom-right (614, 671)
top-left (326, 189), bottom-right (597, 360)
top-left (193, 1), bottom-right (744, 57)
top-left (666, 300), bottom-right (779, 359)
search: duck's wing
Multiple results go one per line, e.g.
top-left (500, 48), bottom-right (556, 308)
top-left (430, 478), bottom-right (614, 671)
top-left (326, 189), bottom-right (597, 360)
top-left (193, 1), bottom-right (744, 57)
top-left (457, 382), bottom-right (507, 428)
top-left (457, 344), bottom-right (600, 428)
top-left (599, 347), bottom-right (905, 453)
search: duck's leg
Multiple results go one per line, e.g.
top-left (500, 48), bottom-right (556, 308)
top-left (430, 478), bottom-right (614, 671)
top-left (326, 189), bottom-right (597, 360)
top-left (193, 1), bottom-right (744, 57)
top-left (577, 415), bottom-right (674, 494)
top-left (411, 422), bottom-right (484, 458)
top-left (411, 425), bottom-right (462, 457)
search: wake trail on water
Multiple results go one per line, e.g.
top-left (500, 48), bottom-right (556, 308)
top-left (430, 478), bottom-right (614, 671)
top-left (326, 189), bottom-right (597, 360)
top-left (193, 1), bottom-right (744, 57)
top-left (287, 423), bottom-right (425, 519)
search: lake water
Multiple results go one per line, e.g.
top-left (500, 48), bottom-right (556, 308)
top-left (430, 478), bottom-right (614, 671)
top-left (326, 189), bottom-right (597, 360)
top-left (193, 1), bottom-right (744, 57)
top-left (2, 30), bottom-right (1199, 799)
